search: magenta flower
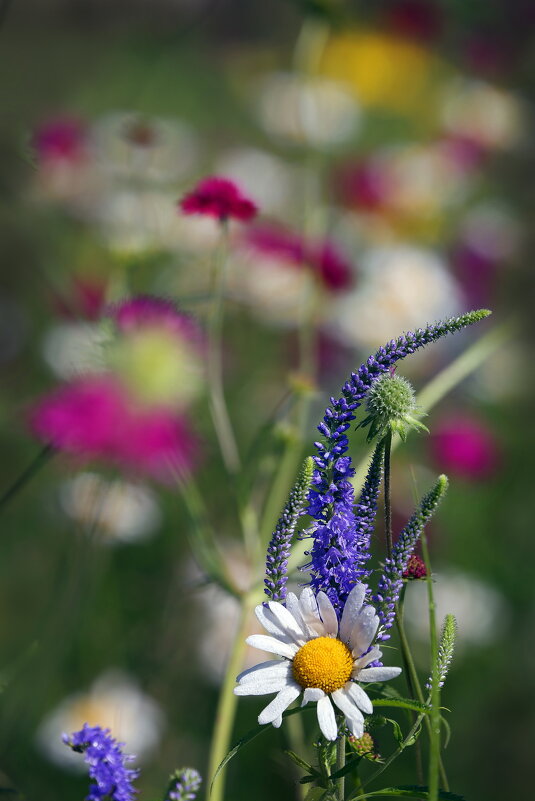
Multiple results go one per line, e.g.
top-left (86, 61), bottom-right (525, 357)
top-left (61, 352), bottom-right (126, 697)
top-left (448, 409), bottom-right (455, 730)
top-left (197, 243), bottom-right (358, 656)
top-left (430, 415), bottom-right (501, 480)
top-left (32, 116), bottom-right (87, 163)
top-left (110, 296), bottom-right (202, 345)
top-left (179, 176), bottom-right (258, 222)
top-left (243, 223), bottom-right (353, 292)
top-left (53, 276), bottom-right (107, 321)
top-left (29, 376), bottom-right (197, 482)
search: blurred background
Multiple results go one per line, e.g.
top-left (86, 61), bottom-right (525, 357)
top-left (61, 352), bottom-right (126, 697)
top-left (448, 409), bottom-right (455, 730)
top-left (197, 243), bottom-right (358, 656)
top-left (0, 1), bottom-right (533, 799)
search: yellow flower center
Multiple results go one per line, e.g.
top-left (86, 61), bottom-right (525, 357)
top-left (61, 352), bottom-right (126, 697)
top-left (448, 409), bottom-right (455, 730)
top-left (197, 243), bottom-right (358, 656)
top-left (292, 636), bottom-right (353, 694)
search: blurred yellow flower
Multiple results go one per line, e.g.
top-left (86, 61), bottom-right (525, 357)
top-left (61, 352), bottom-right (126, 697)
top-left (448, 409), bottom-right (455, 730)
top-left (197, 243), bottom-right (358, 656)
top-left (317, 30), bottom-right (440, 117)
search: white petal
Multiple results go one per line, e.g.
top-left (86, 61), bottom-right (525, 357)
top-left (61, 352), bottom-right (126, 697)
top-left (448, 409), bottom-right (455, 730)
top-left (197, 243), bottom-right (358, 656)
top-left (316, 694), bottom-right (338, 741)
top-left (286, 592), bottom-right (316, 639)
top-left (353, 646), bottom-right (382, 671)
top-left (245, 634), bottom-right (298, 660)
top-left (258, 684), bottom-right (301, 725)
top-left (298, 587), bottom-right (325, 635)
top-left (268, 601), bottom-right (307, 644)
top-left (301, 687), bottom-right (325, 706)
top-left (272, 714), bottom-right (283, 728)
top-left (255, 605), bottom-right (296, 644)
top-left (332, 688), bottom-right (364, 738)
top-left (356, 666), bottom-right (402, 683)
top-left (237, 660), bottom-right (290, 684)
top-left (349, 606), bottom-right (379, 655)
top-left (234, 668), bottom-right (291, 696)
top-left (339, 584), bottom-right (366, 643)
top-left (317, 592), bottom-right (339, 637)
top-left (345, 682), bottom-right (373, 714)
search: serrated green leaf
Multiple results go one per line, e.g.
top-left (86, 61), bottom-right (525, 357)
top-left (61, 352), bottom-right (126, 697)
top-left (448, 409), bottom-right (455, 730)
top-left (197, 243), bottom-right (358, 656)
top-left (372, 698), bottom-right (431, 715)
top-left (210, 706), bottom-right (307, 793)
top-left (384, 717), bottom-right (404, 746)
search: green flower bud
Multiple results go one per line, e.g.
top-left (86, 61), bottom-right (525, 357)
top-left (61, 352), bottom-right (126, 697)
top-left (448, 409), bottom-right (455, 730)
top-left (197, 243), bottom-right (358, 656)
top-left (358, 372), bottom-right (428, 443)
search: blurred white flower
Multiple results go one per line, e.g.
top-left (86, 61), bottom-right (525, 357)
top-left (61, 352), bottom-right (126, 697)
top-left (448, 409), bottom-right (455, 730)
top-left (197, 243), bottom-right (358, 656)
top-left (215, 147), bottom-right (302, 216)
top-left (59, 472), bottom-right (161, 544)
top-left (440, 79), bottom-right (526, 151)
top-left (42, 322), bottom-right (108, 380)
top-left (404, 569), bottom-right (509, 651)
top-left (91, 111), bottom-right (200, 185)
top-left (458, 202), bottom-right (522, 263)
top-left (36, 670), bottom-right (164, 770)
top-left (256, 72), bottom-right (361, 149)
top-left (329, 245), bottom-right (462, 348)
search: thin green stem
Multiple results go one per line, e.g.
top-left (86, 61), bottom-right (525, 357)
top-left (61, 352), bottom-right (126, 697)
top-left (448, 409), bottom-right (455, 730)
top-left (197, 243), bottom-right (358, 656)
top-left (207, 224), bottom-right (241, 475)
top-left (383, 431), bottom-right (393, 559)
top-left (395, 590), bottom-right (424, 784)
top-left (286, 712), bottom-right (308, 801)
top-left (208, 591), bottom-right (259, 801)
top-left (420, 525), bottom-right (441, 801)
top-left (336, 733), bottom-right (346, 801)
top-left (0, 444), bottom-right (54, 512)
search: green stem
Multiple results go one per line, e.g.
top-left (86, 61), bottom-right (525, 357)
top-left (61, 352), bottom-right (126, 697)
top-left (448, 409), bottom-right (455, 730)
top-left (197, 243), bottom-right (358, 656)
top-left (395, 590), bottom-right (424, 784)
top-left (208, 591), bottom-right (258, 801)
top-left (208, 224), bottom-right (241, 475)
top-left (0, 444), bottom-right (54, 512)
top-left (420, 525), bottom-right (441, 800)
top-left (286, 712), bottom-right (308, 801)
top-left (383, 431), bottom-right (393, 559)
top-left (336, 733), bottom-right (346, 801)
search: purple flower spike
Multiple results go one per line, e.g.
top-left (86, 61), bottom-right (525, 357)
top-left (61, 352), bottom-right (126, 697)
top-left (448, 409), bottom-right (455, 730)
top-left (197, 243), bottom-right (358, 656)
top-left (305, 310), bottom-right (490, 615)
top-left (63, 723), bottom-right (139, 801)
top-left (166, 768), bottom-right (202, 801)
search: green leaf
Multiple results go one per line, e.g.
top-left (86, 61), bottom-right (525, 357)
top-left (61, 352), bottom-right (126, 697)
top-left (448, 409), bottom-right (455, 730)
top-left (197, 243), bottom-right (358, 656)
top-left (372, 698), bottom-right (431, 715)
top-left (329, 755), bottom-right (361, 781)
top-left (384, 717), bottom-right (404, 746)
top-left (440, 714), bottom-right (452, 749)
top-left (350, 786), bottom-right (467, 800)
top-left (210, 706), bottom-right (307, 793)
top-left (284, 749), bottom-right (318, 775)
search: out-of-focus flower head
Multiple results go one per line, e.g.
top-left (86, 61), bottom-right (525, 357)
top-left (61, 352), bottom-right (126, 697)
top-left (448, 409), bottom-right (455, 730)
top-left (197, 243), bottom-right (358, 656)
top-left (36, 670), bottom-right (164, 771)
top-left (329, 245), bottom-right (462, 350)
top-left (64, 723), bottom-right (139, 801)
top-left (179, 175), bottom-right (258, 223)
top-left (166, 768), bottom-right (202, 801)
top-left (231, 223), bottom-right (353, 327)
top-left (317, 30), bottom-right (439, 117)
top-left (255, 72), bottom-right (360, 149)
top-left (32, 116), bottom-right (88, 164)
top-left (92, 111), bottom-right (199, 185)
top-left (440, 78), bottom-right (526, 152)
top-left (403, 553), bottom-right (427, 579)
top-left (106, 297), bottom-right (204, 410)
top-left (215, 147), bottom-right (302, 217)
top-left (429, 414), bottom-right (501, 481)
top-left (335, 157), bottom-right (393, 213)
top-left (30, 295), bottom-right (203, 481)
top-left (59, 472), bottom-right (161, 544)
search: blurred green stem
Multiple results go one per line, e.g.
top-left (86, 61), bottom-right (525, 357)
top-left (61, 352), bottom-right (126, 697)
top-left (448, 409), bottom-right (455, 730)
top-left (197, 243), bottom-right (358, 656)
top-left (208, 223), bottom-right (241, 475)
top-left (0, 444), bottom-right (54, 512)
top-left (383, 430), bottom-right (393, 559)
top-left (208, 590), bottom-right (259, 801)
top-left (420, 523), bottom-right (441, 800)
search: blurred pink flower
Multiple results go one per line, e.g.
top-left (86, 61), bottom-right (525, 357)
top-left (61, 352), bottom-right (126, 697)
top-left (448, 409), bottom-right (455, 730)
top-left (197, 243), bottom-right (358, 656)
top-left (430, 415), bottom-right (501, 480)
top-left (383, 0), bottom-right (443, 42)
top-left (110, 296), bottom-right (202, 346)
top-left (335, 160), bottom-right (391, 212)
top-left (243, 223), bottom-right (353, 292)
top-left (179, 175), bottom-right (258, 222)
top-left (53, 276), bottom-right (107, 322)
top-left (29, 376), bottom-right (197, 482)
top-left (32, 116), bottom-right (87, 163)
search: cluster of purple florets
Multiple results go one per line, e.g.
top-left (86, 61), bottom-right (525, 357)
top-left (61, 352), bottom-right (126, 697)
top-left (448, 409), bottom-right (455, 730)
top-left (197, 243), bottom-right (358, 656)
top-left (63, 724), bottom-right (139, 801)
top-left (167, 768), bottom-right (202, 801)
top-left (305, 312), bottom-right (488, 615)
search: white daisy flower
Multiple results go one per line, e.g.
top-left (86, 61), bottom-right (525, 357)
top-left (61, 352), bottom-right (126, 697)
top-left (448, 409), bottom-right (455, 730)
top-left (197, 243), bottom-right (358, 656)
top-left (234, 583), bottom-right (401, 741)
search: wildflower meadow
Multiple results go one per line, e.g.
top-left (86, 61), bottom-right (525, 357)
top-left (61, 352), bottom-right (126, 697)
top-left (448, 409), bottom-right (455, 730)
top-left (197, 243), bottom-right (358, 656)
top-left (0, 2), bottom-right (532, 801)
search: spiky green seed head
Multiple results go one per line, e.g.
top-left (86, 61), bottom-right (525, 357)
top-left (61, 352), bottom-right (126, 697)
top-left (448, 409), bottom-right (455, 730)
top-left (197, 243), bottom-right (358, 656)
top-left (359, 373), bottom-right (428, 443)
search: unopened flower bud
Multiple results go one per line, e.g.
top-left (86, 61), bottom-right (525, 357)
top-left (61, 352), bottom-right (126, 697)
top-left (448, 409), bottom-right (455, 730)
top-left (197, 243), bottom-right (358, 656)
top-left (403, 554), bottom-right (427, 580)
top-left (359, 373), bottom-right (428, 442)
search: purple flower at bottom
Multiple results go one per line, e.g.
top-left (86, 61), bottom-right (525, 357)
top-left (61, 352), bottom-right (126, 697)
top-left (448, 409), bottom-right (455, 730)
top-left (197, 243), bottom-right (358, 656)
top-left (166, 768), bottom-right (202, 801)
top-left (63, 724), bottom-right (139, 801)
